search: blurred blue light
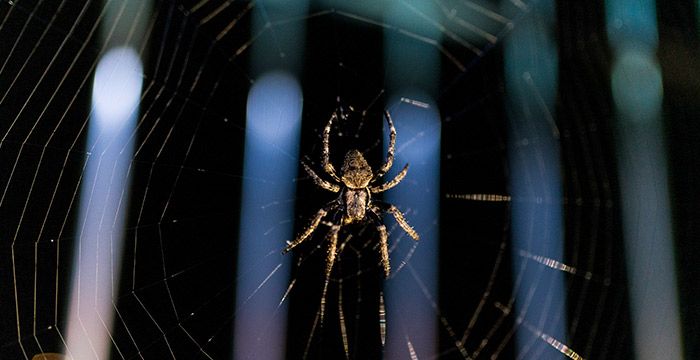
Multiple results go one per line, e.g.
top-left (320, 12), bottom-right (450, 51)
top-left (606, 1), bottom-right (683, 358)
top-left (384, 2), bottom-right (441, 95)
top-left (65, 46), bottom-right (142, 360)
top-left (611, 49), bottom-right (663, 124)
top-left (234, 71), bottom-right (302, 360)
top-left (504, 2), bottom-right (568, 358)
top-left (384, 93), bottom-right (440, 360)
top-left (92, 47), bottom-right (143, 128)
top-left (606, 0), bottom-right (658, 51)
top-left (246, 72), bottom-right (303, 141)
top-left (383, 3), bottom-right (441, 357)
top-left (250, 0), bottom-right (309, 76)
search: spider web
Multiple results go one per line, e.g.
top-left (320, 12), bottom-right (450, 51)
top-left (0, 0), bottom-right (654, 359)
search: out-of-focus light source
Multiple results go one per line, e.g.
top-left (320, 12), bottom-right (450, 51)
top-left (64, 46), bottom-right (142, 360)
top-left (234, 0), bottom-right (307, 356)
top-left (611, 49), bottom-right (663, 124)
top-left (245, 72), bottom-right (303, 141)
top-left (606, 0), bottom-right (658, 51)
top-left (384, 1), bottom-right (440, 95)
top-left (384, 94), bottom-right (440, 360)
top-left (383, 3), bottom-right (441, 357)
top-left (607, 1), bottom-right (683, 358)
top-left (92, 47), bottom-right (143, 126)
top-left (234, 71), bottom-right (302, 360)
top-left (504, 1), bottom-right (569, 358)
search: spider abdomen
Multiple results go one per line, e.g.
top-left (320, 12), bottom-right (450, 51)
top-left (344, 189), bottom-right (368, 222)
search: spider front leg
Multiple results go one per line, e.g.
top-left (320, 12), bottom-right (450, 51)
top-left (374, 110), bottom-right (397, 179)
top-left (302, 162), bottom-right (340, 192)
top-left (322, 112), bottom-right (341, 182)
top-left (369, 163), bottom-right (409, 193)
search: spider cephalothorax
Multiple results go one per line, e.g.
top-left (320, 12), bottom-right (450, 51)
top-left (283, 108), bottom-right (419, 281)
top-left (341, 149), bottom-right (373, 189)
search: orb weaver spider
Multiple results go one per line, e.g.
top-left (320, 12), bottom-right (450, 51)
top-left (283, 107), bottom-right (419, 279)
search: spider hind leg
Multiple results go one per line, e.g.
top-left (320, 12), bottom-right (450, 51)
top-left (374, 203), bottom-right (419, 241)
top-left (320, 223), bottom-right (341, 322)
top-left (369, 208), bottom-right (392, 277)
top-left (377, 225), bottom-right (390, 277)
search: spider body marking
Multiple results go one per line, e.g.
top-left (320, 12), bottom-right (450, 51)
top-left (341, 149), bottom-right (372, 221)
top-left (283, 108), bottom-right (419, 280)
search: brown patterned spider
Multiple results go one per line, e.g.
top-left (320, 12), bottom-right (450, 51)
top-left (283, 108), bottom-right (419, 280)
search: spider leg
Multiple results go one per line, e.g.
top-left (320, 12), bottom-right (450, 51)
top-left (320, 222), bottom-right (342, 322)
top-left (373, 202), bottom-right (419, 241)
top-left (374, 110), bottom-right (396, 179)
top-left (324, 224), bottom-right (341, 280)
top-left (368, 207), bottom-right (391, 277)
top-left (369, 163), bottom-right (409, 193)
top-left (283, 204), bottom-right (336, 254)
top-left (303, 162), bottom-right (340, 192)
top-left (322, 112), bottom-right (341, 182)
top-left (377, 225), bottom-right (390, 277)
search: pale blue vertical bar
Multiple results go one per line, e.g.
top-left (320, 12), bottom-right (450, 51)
top-left (233, 1), bottom-right (308, 358)
top-left (384, 2), bottom-right (440, 358)
top-left (64, 47), bottom-right (142, 360)
top-left (504, 1), bottom-right (567, 358)
top-left (63, 2), bottom-right (149, 357)
top-left (233, 72), bottom-right (302, 360)
top-left (606, 0), bottom-right (684, 359)
top-left (234, 72), bottom-right (301, 359)
top-left (384, 96), bottom-right (440, 359)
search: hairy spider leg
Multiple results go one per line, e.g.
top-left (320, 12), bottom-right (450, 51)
top-left (373, 110), bottom-right (397, 179)
top-left (368, 207), bottom-right (391, 277)
top-left (377, 226), bottom-right (390, 276)
top-left (325, 224), bottom-right (341, 279)
top-left (283, 204), bottom-right (336, 253)
top-left (320, 223), bottom-right (341, 322)
top-left (373, 202), bottom-right (420, 241)
top-left (322, 112), bottom-right (341, 182)
top-left (369, 163), bottom-right (409, 193)
top-left (302, 162), bottom-right (340, 193)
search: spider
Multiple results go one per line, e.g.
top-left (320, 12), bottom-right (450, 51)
top-left (283, 108), bottom-right (419, 279)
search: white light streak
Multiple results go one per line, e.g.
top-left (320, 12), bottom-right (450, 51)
top-left (92, 48), bottom-right (143, 127)
top-left (64, 46), bottom-right (143, 360)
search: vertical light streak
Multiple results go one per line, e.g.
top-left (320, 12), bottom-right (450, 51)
top-left (233, 72), bottom-right (302, 359)
top-left (384, 3), bottom-right (441, 358)
top-left (383, 96), bottom-right (441, 359)
top-left (504, 1), bottom-right (567, 358)
top-left (233, 1), bottom-right (308, 358)
top-left (64, 46), bottom-right (142, 359)
top-left (606, 1), bottom-right (684, 359)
